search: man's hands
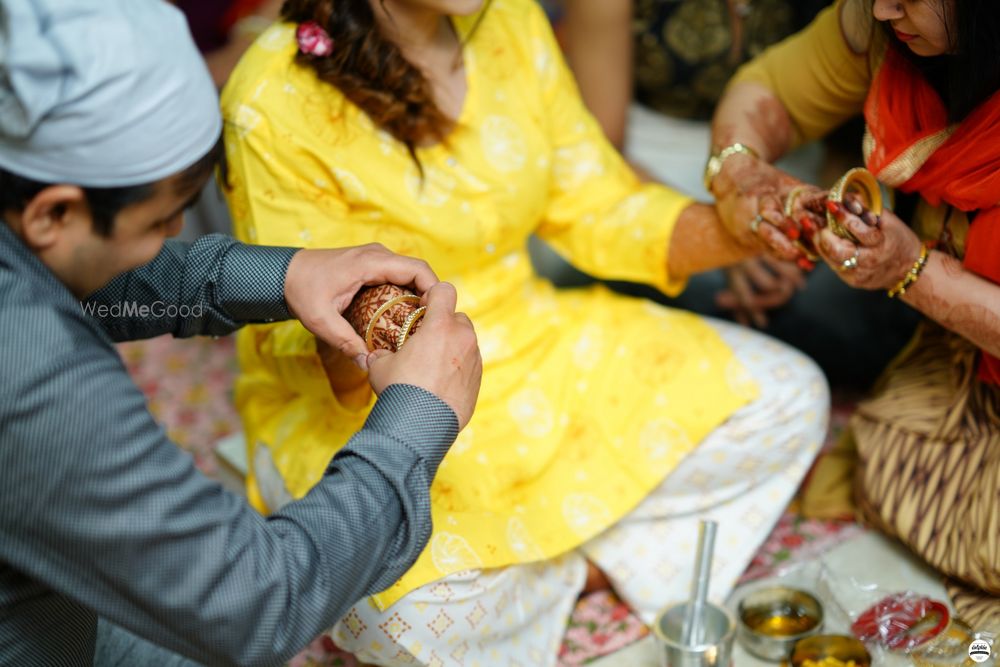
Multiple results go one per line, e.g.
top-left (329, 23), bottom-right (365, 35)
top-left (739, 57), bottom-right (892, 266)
top-left (286, 244), bottom-right (482, 427)
top-left (367, 283), bottom-right (482, 429)
top-left (283, 244), bottom-right (438, 369)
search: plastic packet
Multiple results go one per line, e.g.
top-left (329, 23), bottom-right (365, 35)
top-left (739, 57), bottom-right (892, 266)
top-left (812, 564), bottom-right (997, 666)
top-left (735, 555), bottom-right (996, 666)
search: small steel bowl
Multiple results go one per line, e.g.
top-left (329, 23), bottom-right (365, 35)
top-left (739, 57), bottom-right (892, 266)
top-left (790, 634), bottom-right (872, 667)
top-left (737, 586), bottom-right (824, 661)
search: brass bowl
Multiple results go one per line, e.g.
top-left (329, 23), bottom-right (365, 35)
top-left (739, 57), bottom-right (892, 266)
top-left (737, 586), bottom-right (824, 661)
top-left (826, 167), bottom-right (883, 242)
top-left (790, 634), bottom-right (872, 667)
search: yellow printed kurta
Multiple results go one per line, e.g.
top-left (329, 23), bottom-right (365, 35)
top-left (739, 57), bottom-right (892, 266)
top-left (221, 0), bottom-right (757, 610)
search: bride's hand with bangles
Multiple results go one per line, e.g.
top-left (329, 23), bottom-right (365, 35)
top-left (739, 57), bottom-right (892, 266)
top-left (783, 185), bottom-right (829, 263)
top-left (710, 152), bottom-right (821, 266)
top-left (713, 186), bottom-right (845, 326)
top-left (818, 201), bottom-right (924, 291)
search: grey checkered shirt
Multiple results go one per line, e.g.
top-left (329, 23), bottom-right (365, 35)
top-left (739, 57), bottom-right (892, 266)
top-left (0, 224), bottom-right (458, 666)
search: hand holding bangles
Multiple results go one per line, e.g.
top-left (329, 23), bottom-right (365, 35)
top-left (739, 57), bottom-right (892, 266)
top-left (344, 283), bottom-right (427, 353)
top-left (746, 168), bottom-right (880, 268)
top-left (711, 153), bottom-right (805, 260)
top-left (813, 170), bottom-right (927, 293)
top-left (340, 282), bottom-right (483, 429)
top-left (742, 168), bottom-right (927, 294)
top-left (317, 283), bottom-right (429, 405)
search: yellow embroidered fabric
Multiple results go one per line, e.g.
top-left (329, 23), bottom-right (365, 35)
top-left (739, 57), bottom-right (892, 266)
top-left (222, 0), bottom-right (756, 610)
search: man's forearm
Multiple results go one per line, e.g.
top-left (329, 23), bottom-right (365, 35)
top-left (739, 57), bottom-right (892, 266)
top-left (0, 338), bottom-right (458, 666)
top-left (83, 235), bottom-right (298, 341)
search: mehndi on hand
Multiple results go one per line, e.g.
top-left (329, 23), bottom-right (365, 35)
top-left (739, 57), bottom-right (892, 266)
top-left (344, 284), bottom-right (426, 353)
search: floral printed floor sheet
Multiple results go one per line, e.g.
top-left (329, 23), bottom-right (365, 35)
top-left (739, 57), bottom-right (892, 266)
top-left (119, 335), bottom-right (863, 667)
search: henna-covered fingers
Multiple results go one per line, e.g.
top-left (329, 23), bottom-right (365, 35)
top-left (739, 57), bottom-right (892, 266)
top-left (817, 228), bottom-right (859, 265)
top-left (718, 267), bottom-right (759, 327)
top-left (817, 229), bottom-right (869, 286)
top-left (827, 201), bottom-right (884, 247)
top-left (818, 206), bottom-right (924, 290)
top-left (757, 221), bottom-right (803, 260)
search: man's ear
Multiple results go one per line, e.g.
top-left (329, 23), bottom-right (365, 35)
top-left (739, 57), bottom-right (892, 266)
top-left (19, 185), bottom-right (89, 251)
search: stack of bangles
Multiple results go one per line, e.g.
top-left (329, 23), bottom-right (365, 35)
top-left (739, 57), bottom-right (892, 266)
top-left (849, 593), bottom-right (992, 666)
top-left (365, 295), bottom-right (425, 352)
top-left (851, 594), bottom-right (951, 652)
top-left (344, 284), bottom-right (427, 353)
top-left (887, 243), bottom-right (932, 298)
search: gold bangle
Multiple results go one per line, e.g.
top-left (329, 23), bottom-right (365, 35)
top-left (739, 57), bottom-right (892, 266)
top-left (827, 167), bottom-right (883, 242)
top-left (783, 185), bottom-right (813, 218)
top-left (396, 306), bottom-right (427, 351)
top-left (363, 294), bottom-right (421, 350)
top-left (887, 243), bottom-right (931, 298)
top-left (704, 142), bottom-right (760, 192)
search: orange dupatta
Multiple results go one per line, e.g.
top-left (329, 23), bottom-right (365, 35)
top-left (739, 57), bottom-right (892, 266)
top-left (864, 48), bottom-right (1000, 385)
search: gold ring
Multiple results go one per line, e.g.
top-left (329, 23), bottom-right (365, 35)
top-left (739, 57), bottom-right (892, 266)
top-left (750, 214), bottom-right (764, 234)
top-left (396, 306), bottom-right (427, 351)
top-left (827, 167), bottom-right (883, 243)
top-left (839, 247), bottom-right (860, 272)
top-left (363, 294), bottom-right (422, 351)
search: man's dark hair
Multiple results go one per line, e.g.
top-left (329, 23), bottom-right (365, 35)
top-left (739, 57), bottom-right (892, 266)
top-left (0, 138), bottom-right (223, 237)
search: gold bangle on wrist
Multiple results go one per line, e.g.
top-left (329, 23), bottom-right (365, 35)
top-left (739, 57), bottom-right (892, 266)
top-left (887, 243), bottom-right (931, 298)
top-left (703, 142), bottom-right (759, 192)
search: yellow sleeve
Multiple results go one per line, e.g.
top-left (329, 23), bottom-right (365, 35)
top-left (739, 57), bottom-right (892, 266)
top-left (526, 1), bottom-right (693, 296)
top-left (221, 30), bottom-right (350, 363)
top-left (729, 0), bottom-right (873, 145)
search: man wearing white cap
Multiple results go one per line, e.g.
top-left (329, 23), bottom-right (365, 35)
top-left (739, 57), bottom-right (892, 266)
top-left (0, 1), bottom-right (481, 665)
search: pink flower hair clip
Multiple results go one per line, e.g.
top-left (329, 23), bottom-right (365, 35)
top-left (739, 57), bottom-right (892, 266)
top-left (296, 21), bottom-right (333, 57)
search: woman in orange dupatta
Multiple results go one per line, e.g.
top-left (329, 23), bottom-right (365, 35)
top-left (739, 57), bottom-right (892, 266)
top-left (707, 0), bottom-right (1000, 631)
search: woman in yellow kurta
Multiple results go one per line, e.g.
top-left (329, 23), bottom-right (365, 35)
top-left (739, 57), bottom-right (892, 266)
top-left (222, 0), bottom-right (828, 663)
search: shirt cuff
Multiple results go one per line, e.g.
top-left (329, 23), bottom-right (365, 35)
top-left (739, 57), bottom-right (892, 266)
top-left (347, 384), bottom-right (459, 475)
top-left (218, 243), bottom-right (300, 323)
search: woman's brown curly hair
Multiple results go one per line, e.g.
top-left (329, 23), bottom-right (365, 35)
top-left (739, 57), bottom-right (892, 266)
top-left (282, 0), bottom-right (488, 164)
